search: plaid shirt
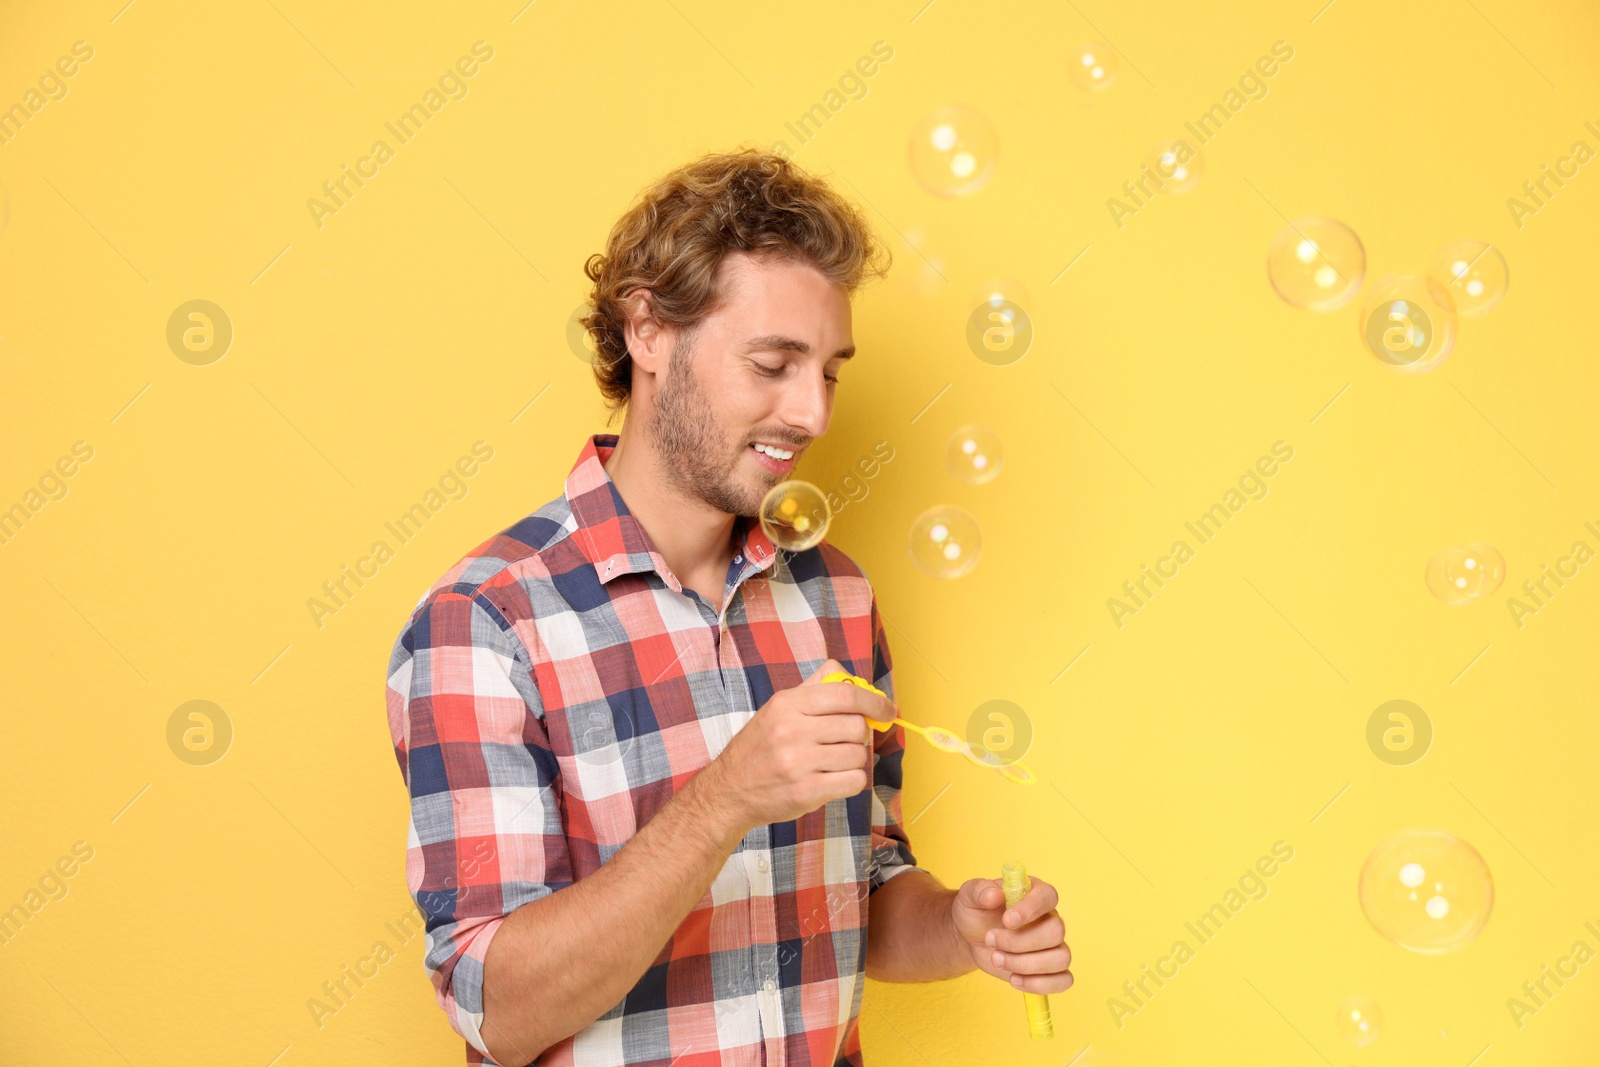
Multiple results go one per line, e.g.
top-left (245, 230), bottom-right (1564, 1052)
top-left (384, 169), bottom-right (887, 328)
top-left (385, 434), bottom-right (921, 1066)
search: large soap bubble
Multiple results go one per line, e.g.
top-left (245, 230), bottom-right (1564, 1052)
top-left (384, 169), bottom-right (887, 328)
top-left (1359, 829), bottom-right (1493, 953)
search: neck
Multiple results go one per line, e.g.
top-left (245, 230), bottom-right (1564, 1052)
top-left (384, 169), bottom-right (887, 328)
top-left (604, 418), bottom-right (740, 600)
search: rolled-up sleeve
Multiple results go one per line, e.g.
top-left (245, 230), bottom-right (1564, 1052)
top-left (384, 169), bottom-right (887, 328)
top-left (385, 588), bottom-right (571, 1059)
top-left (864, 595), bottom-right (921, 894)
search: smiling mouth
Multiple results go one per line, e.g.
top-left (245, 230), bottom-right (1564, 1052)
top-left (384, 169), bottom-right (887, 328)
top-left (745, 441), bottom-right (800, 476)
top-left (751, 442), bottom-right (798, 461)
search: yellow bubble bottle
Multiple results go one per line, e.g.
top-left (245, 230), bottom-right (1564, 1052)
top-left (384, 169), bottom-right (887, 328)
top-left (1001, 860), bottom-right (1054, 1040)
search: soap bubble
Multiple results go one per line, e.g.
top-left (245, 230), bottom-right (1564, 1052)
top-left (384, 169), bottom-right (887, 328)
top-left (759, 480), bottom-right (831, 552)
top-left (909, 505), bottom-right (982, 579)
top-left (1430, 241), bottom-right (1508, 317)
top-left (1068, 42), bottom-right (1118, 92)
top-left (1336, 996), bottom-right (1384, 1047)
top-left (966, 278), bottom-right (1033, 366)
top-left (1361, 275), bottom-right (1457, 372)
top-left (947, 425), bottom-right (1003, 484)
top-left (1147, 138), bottom-right (1204, 194)
top-left (1426, 542), bottom-right (1506, 604)
top-left (1359, 829), bottom-right (1493, 953)
top-left (1267, 217), bottom-right (1366, 312)
top-left (923, 726), bottom-right (967, 753)
top-left (908, 105), bottom-right (999, 197)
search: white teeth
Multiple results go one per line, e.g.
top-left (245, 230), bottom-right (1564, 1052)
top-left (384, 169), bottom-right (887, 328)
top-left (754, 443), bottom-right (794, 460)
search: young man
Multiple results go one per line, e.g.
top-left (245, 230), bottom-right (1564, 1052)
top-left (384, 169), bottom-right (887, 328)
top-left (385, 148), bottom-right (1072, 1066)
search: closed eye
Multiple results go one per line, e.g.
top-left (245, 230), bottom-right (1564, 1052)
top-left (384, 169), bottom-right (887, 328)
top-left (749, 355), bottom-right (844, 384)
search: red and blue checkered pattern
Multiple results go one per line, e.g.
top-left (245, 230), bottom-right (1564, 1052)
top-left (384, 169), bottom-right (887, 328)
top-left (385, 434), bottom-right (920, 1065)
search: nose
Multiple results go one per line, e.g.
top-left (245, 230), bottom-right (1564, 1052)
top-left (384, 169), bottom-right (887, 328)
top-left (783, 366), bottom-right (832, 441)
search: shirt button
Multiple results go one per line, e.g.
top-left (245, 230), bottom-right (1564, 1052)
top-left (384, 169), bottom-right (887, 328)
top-left (756, 855), bottom-right (768, 872)
top-left (763, 978), bottom-right (776, 995)
top-left (734, 554), bottom-right (742, 563)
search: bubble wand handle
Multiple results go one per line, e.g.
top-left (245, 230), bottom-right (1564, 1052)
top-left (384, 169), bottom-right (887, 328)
top-left (1000, 860), bottom-right (1054, 1041)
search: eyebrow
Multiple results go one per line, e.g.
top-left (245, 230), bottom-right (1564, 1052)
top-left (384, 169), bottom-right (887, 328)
top-left (743, 334), bottom-right (855, 360)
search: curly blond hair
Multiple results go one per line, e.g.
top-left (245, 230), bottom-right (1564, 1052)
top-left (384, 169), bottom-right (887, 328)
top-left (580, 147), bottom-right (890, 412)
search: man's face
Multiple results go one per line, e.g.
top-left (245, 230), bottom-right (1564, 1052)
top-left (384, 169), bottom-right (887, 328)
top-left (647, 251), bottom-right (854, 517)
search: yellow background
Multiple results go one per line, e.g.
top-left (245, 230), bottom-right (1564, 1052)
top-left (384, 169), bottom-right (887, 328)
top-left (3, 0), bottom-right (1598, 1063)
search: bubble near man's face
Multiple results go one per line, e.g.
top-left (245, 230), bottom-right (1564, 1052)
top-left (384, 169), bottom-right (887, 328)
top-left (908, 105), bottom-right (999, 197)
top-left (1266, 217), bottom-right (1366, 312)
top-left (1358, 829), bottom-right (1493, 953)
top-left (759, 480), bottom-right (831, 552)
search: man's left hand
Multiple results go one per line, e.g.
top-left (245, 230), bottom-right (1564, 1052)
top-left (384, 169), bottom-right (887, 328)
top-left (950, 875), bottom-right (1074, 993)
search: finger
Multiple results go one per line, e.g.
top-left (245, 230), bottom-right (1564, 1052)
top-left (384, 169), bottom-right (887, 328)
top-left (799, 683), bottom-right (895, 722)
top-left (958, 878), bottom-right (1007, 914)
top-left (993, 913), bottom-right (1066, 953)
top-left (816, 735), bottom-right (876, 772)
top-left (990, 942), bottom-right (1072, 976)
top-left (1008, 969), bottom-right (1075, 995)
top-left (817, 768), bottom-right (870, 798)
top-left (1002, 877), bottom-right (1059, 929)
top-left (813, 712), bottom-right (871, 745)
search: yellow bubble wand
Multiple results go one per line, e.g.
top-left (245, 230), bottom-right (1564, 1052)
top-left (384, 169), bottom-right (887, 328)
top-left (821, 672), bottom-right (1037, 785)
top-left (1001, 860), bottom-right (1054, 1041)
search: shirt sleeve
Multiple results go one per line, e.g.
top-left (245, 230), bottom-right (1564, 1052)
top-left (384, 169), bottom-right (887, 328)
top-left (385, 588), bottom-right (572, 1060)
top-left (864, 594), bottom-right (921, 895)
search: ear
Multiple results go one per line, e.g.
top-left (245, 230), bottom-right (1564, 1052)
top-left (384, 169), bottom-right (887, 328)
top-left (622, 289), bottom-right (670, 378)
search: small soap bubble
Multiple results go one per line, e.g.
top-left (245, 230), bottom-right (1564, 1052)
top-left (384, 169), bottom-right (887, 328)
top-left (1359, 828), bottom-right (1493, 953)
top-left (946, 425), bottom-right (1003, 484)
top-left (759, 480), bottom-right (831, 552)
top-left (1361, 275), bottom-right (1457, 372)
top-left (1068, 42), bottom-right (1118, 92)
top-left (1267, 217), bottom-right (1366, 312)
top-left (965, 278), bottom-right (1033, 366)
top-left (909, 505), bottom-right (983, 579)
top-left (908, 105), bottom-right (999, 197)
top-left (1336, 996), bottom-right (1384, 1048)
top-left (1147, 138), bottom-right (1204, 194)
top-left (1426, 542), bottom-right (1506, 604)
top-left (1430, 241), bottom-right (1508, 317)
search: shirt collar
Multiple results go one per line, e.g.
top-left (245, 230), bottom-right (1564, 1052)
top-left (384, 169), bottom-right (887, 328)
top-left (563, 434), bottom-right (781, 593)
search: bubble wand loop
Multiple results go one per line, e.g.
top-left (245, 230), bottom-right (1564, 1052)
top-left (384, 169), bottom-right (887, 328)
top-left (819, 672), bottom-right (1038, 785)
top-left (1001, 860), bottom-right (1054, 1041)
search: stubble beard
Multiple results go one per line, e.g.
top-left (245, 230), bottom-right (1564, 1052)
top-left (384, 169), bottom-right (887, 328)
top-left (649, 333), bottom-right (772, 518)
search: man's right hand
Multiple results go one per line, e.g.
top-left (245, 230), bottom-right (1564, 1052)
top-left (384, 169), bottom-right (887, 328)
top-left (693, 659), bottom-right (897, 835)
